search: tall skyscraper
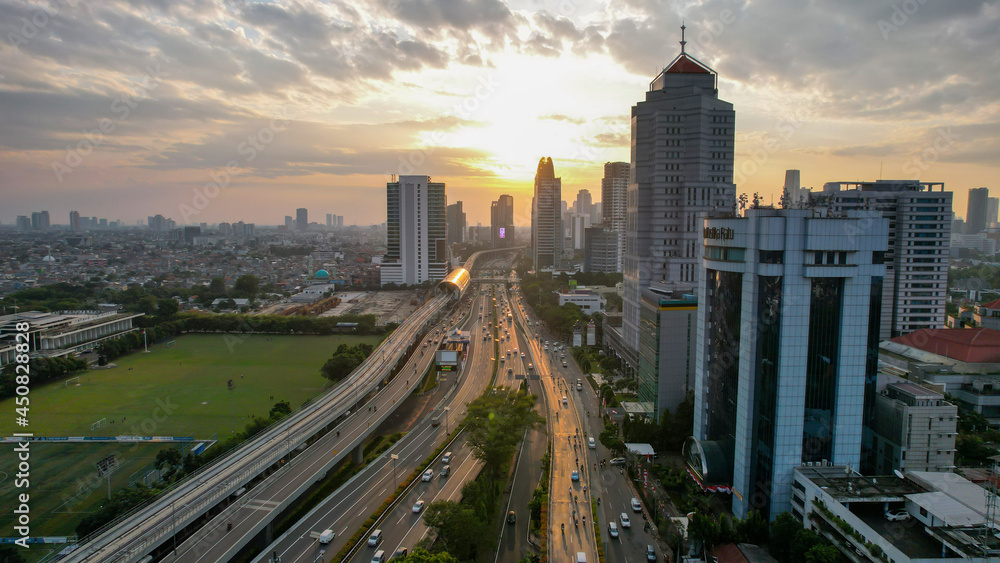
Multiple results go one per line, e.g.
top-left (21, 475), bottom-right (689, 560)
top-left (584, 227), bottom-right (623, 273)
top-left (531, 157), bottom-right (563, 270)
top-left (284, 215), bottom-right (293, 229)
top-left (326, 213), bottom-right (332, 227)
top-left (69, 211), bottom-right (81, 232)
top-left (491, 194), bottom-right (515, 248)
top-left (782, 169), bottom-right (808, 207)
top-left (381, 175), bottom-right (448, 286)
top-left (296, 208), bottom-right (308, 231)
top-left (966, 187), bottom-right (989, 234)
top-left (575, 189), bottom-right (593, 218)
top-left (687, 208), bottom-right (888, 520)
top-left (988, 197), bottom-right (999, 228)
top-left (337, 215), bottom-right (344, 228)
top-left (622, 29), bottom-right (737, 350)
top-left (602, 162), bottom-right (629, 231)
top-left (16, 216), bottom-right (30, 231)
top-left (446, 201), bottom-right (466, 245)
top-left (822, 180), bottom-right (951, 339)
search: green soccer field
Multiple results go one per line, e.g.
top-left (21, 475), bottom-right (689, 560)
top-left (0, 333), bottom-right (383, 548)
top-left (0, 333), bottom-right (382, 438)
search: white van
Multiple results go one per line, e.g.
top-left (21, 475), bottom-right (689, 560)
top-left (576, 552), bottom-right (587, 563)
top-left (318, 529), bottom-right (335, 544)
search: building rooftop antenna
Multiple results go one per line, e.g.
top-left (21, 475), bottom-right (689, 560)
top-left (680, 23), bottom-right (687, 54)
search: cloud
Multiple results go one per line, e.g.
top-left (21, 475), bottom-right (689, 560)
top-left (540, 114), bottom-right (586, 124)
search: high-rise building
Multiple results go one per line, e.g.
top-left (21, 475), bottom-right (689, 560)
top-left (584, 228), bottom-right (624, 273)
top-left (326, 213), bottom-right (332, 227)
top-left (622, 29), bottom-right (737, 351)
top-left (16, 216), bottom-right (30, 231)
top-left (148, 214), bottom-right (168, 231)
top-left (531, 157), bottom-right (563, 270)
top-left (868, 382), bottom-right (957, 474)
top-left (782, 169), bottom-right (810, 208)
top-left (30, 211), bottom-right (50, 231)
top-left (569, 213), bottom-right (591, 250)
top-left (575, 189), bottom-right (593, 218)
top-left (966, 187), bottom-right (989, 234)
top-left (988, 197), bottom-right (999, 228)
top-left (686, 208), bottom-right (888, 520)
top-left (284, 215), bottom-right (293, 229)
top-left (381, 175), bottom-right (448, 286)
top-left (296, 208), bottom-right (308, 231)
top-left (69, 211), bottom-right (81, 232)
top-left (638, 288), bottom-right (697, 419)
top-left (820, 180), bottom-right (952, 339)
top-left (491, 194), bottom-right (515, 248)
top-left (602, 162), bottom-right (629, 231)
top-left (446, 201), bottom-right (466, 245)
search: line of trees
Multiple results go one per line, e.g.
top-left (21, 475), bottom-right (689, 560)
top-left (0, 356), bottom-right (88, 399)
top-left (421, 388), bottom-right (543, 560)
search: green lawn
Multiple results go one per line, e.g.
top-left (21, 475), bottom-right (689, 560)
top-left (0, 334), bottom-right (382, 547)
top-left (0, 333), bottom-right (383, 437)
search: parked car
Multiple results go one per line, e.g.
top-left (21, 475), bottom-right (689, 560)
top-left (885, 509), bottom-right (910, 522)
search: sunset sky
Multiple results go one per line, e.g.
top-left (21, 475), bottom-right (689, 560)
top-left (1, 0), bottom-right (998, 227)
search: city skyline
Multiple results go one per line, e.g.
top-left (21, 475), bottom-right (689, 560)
top-left (1, 1), bottom-right (997, 226)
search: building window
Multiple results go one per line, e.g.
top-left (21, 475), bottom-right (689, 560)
top-left (760, 250), bottom-right (783, 264)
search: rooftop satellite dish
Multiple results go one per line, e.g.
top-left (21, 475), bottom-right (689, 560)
top-left (894, 469), bottom-right (905, 479)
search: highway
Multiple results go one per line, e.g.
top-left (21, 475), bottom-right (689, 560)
top-left (255, 288), bottom-right (497, 563)
top-left (67, 293), bottom-right (451, 563)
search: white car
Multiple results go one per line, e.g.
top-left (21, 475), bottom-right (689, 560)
top-left (620, 513), bottom-right (631, 528)
top-left (885, 509), bottom-right (910, 522)
top-left (412, 500), bottom-right (425, 513)
top-left (422, 469), bottom-right (434, 482)
top-left (608, 521), bottom-right (619, 538)
top-left (319, 529), bottom-right (335, 544)
top-left (631, 497), bottom-right (642, 512)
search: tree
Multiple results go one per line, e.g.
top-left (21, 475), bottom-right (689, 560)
top-left (136, 295), bottom-right (158, 315)
top-left (804, 544), bottom-right (840, 563)
top-left (0, 544), bottom-right (27, 563)
top-left (421, 501), bottom-right (487, 561)
top-left (269, 400), bottom-right (292, 419)
top-left (768, 512), bottom-right (801, 563)
top-left (157, 298), bottom-right (179, 318)
top-left (463, 388), bottom-right (544, 480)
top-left (402, 548), bottom-right (459, 562)
top-left (209, 277), bottom-right (226, 295)
top-left (233, 274), bottom-right (260, 298)
top-left (154, 447), bottom-right (182, 470)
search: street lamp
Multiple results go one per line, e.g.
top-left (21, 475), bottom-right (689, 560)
top-left (390, 454), bottom-right (399, 488)
top-left (444, 406), bottom-right (450, 433)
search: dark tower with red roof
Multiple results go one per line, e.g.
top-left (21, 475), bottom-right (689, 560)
top-left (622, 26), bottom-right (737, 352)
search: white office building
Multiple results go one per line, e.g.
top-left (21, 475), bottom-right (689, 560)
top-left (622, 29), bottom-right (737, 351)
top-left (819, 180), bottom-right (952, 339)
top-left (685, 208), bottom-right (888, 519)
top-left (380, 175), bottom-right (448, 286)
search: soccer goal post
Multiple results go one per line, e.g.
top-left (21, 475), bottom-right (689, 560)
top-left (64, 376), bottom-right (80, 387)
